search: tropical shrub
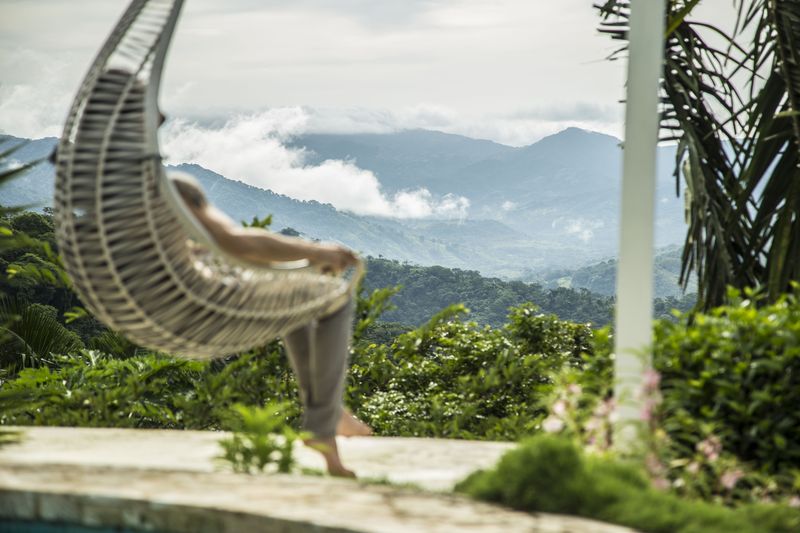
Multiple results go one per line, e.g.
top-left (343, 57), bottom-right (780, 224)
top-left (0, 299), bottom-right (596, 442)
top-left (541, 289), bottom-right (800, 505)
top-left (652, 289), bottom-right (800, 503)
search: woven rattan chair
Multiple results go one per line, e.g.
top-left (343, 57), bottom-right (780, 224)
top-left (53, 0), bottom-right (362, 359)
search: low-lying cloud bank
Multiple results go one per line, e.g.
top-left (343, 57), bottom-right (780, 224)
top-left (295, 104), bottom-right (620, 148)
top-left (160, 108), bottom-right (470, 219)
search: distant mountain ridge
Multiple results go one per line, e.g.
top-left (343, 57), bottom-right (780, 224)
top-left (526, 245), bottom-right (697, 299)
top-left (293, 127), bottom-right (685, 252)
top-left (0, 128), bottom-right (689, 285)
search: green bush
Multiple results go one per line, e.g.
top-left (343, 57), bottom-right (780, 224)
top-left (347, 303), bottom-right (595, 440)
top-left (457, 435), bottom-right (800, 533)
top-left (457, 434), bottom-right (591, 514)
top-left (654, 290), bottom-right (800, 480)
top-left (545, 289), bottom-right (800, 504)
top-left (0, 344), bottom-right (300, 430)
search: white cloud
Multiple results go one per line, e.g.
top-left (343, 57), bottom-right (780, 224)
top-left (300, 103), bottom-right (621, 147)
top-left (0, 47), bottom-right (74, 139)
top-left (562, 218), bottom-right (605, 243)
top-left (160, 108), bottom-right (470, 219)
top-left (391, 190), bottom-right (470, 219)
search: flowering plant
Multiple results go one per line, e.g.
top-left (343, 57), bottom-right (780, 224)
top-left (543, 353), bottom-right (800, 507)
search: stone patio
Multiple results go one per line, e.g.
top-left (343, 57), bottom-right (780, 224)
top-left (0, 427), bottom-right (635, 532)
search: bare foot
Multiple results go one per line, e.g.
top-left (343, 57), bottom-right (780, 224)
top-left (304, 436), bottom-right (356, 478)
top-left (337, 409), bottom-right (373, 437)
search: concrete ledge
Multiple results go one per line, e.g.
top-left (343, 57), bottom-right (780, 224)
top-left (0, 427), bottom-right (635, 532)
top-left (0, 426), bottom-right (514, 492)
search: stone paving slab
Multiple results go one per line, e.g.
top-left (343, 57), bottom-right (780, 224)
top-left (0, 426), bottom-right (514, 492)
top-left (0, 427), bottom-right (636, 532)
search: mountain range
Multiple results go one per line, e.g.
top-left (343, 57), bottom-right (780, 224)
top-left (293, 128), bottom-right (686, 249)
top-left (0, 128), bottom-right (688, 285)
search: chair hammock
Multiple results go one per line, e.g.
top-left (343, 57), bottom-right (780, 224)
top-left (52, 0), bottom-right (362, 360)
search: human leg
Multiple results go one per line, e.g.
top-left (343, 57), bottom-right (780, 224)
top-left (283, 322), bottom-right (314, 412)
top-left (302, 297), bottom-right (354, 437)
top-left (282, 297), bottom-right (359, 476)
top-left (284, 298), bottom-right (354, 437)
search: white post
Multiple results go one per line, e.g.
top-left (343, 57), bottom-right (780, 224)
top-left (614, 0), bottom-right (666, 451)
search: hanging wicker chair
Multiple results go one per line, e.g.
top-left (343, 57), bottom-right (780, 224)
top-left (52, 0), bottom-right (362, 359)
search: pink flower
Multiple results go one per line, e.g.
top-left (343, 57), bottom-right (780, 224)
top-left (552, 399), bottom-right (568, 417)
top-left (567, 384), bottom-right (583, 396)
top-left (697, 435), bottom-right (722, 462)
top-left (652, 477), bottom-right (670, 490)
top-left (585, 417), bottom-right (601, 431)
top-left (720, 469), bottom-right (744, 490)
top-left (542, 416), bottom-right (565, 433)
top-left (594, 398), bottom-right (618, 423)
top-left (643, 368), bottom-right (661, 392)
top-left (787, 496), bottom-right (800, 508)
top-left (639, 397), bottom-right (656, 420)
top-left (645, 453), bottom-right (665, 476)
top-left (686, 462), bottom-right (700, 475)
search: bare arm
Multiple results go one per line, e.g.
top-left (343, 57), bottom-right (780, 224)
top-left (191, 203), bottom-right (358, 272)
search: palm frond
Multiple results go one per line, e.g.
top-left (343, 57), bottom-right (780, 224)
top-left (0, 297), bottom-right (84, 372)
top-left (598, 0), bottom-right (800, 308)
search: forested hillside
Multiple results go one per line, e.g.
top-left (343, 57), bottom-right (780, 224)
top-left (527, 245), bottom-right (698, 299)
top-left (363, 258), bottom-right (613, 327)
top-left (0, 202), bottom-right (695, 333)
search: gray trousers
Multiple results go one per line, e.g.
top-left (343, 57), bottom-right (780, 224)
top-left (283, 297), bottom-right (354, 438)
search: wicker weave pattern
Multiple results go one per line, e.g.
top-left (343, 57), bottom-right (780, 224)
top-left (53, 0), bottom-right (356, 359)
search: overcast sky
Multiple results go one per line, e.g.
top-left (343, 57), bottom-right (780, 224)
top-left (0, 0), bottom-right (631, 146)
top-left (0, 0), bottom-right (734, 217)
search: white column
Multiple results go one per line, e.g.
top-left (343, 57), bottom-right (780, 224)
top-left (614, 0), bottom-right (667, 451)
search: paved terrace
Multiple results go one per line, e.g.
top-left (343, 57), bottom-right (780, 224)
top-left (0, 427), bottom-right (634, 532)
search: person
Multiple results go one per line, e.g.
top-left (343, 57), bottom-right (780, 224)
top-left (171, 173), bottom-right (372, 478)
